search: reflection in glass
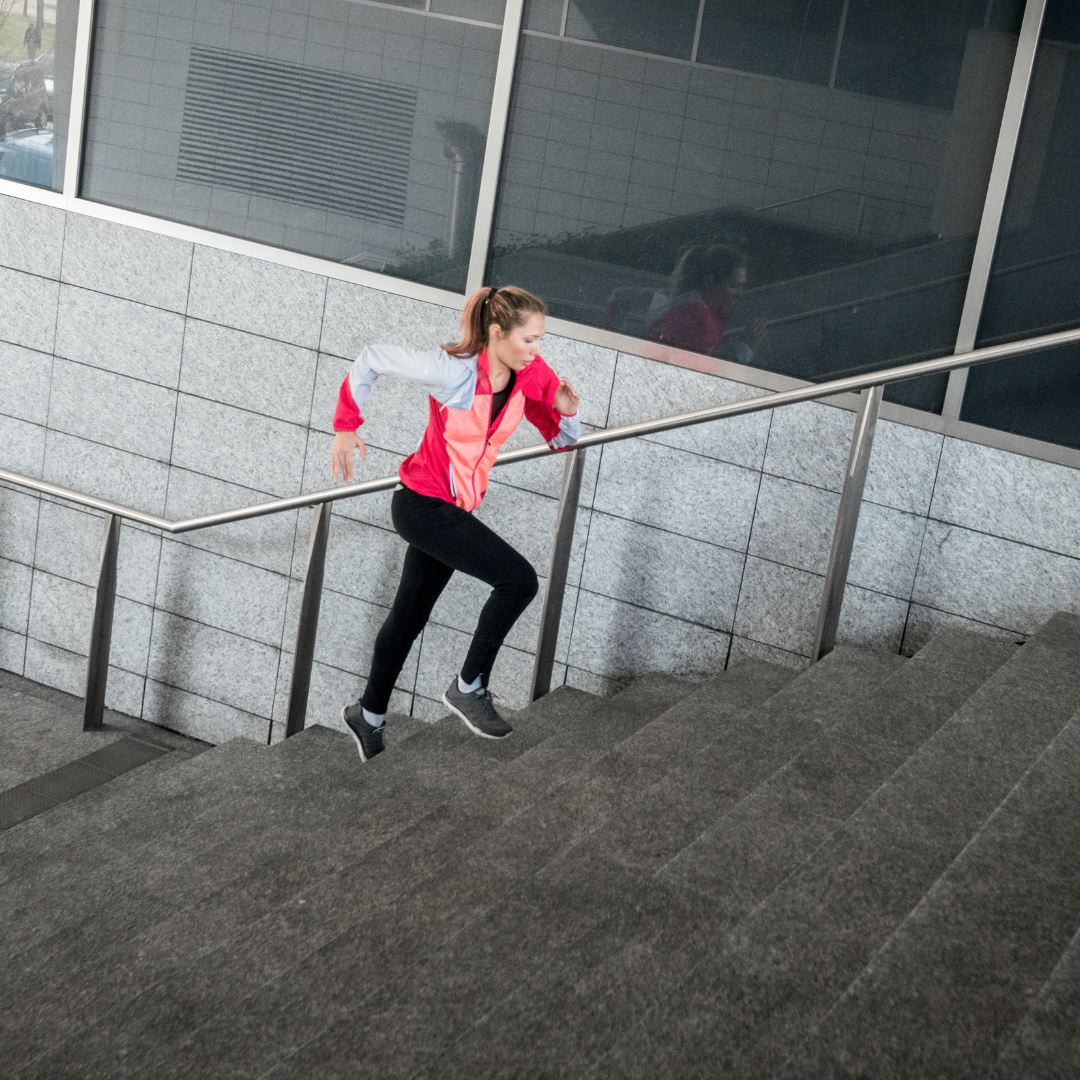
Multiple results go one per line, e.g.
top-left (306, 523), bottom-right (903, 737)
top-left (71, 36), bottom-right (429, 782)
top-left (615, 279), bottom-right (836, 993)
top-left (81, 0), bottom-right (502, 292)
top-left (962, 0), bottom-right (1080, 451)
top-left (0, 0), bottom-right (79, 191)
top-left (490, 0), bottom-right (1026, 411)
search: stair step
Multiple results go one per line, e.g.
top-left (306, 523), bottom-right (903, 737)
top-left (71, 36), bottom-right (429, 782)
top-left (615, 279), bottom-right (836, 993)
top-left (597, 611), bottom-right (1080, 1079)
top-left (779, 708), bottom-right (1080, 1079)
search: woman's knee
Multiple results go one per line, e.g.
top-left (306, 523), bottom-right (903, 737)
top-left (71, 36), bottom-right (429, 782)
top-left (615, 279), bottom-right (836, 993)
top-left (516, 560), bottom-right (539, 605)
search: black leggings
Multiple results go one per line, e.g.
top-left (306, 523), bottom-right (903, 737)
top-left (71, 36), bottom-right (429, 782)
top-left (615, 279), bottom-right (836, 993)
top-left (361, 485), bottom-right (539, 714)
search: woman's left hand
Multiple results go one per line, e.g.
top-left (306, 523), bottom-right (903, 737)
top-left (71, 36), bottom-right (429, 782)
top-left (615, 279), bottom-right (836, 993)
top-left (554, 376), bottom-right (580, 416)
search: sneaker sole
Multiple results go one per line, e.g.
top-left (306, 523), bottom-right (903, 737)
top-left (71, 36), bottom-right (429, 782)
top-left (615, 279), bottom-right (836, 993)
top-left (441, 693), bottom-right (512, 740)
top-left (341, 706), bottom-right (372, 762)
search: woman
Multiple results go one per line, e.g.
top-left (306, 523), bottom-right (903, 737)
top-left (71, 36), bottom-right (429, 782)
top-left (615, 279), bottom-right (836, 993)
top-left (330, 286), bottom-right (581, 762)
top-left (646, 243), bottom-right (767, 361)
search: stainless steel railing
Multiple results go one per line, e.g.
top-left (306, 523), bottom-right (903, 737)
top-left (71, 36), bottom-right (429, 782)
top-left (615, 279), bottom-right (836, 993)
top-left (2, 326), bottom-right (1078, 735)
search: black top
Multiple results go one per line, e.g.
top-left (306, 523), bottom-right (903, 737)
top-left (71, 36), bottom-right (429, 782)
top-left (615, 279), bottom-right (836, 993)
top-left (490, 369), bottom-right (516, 427)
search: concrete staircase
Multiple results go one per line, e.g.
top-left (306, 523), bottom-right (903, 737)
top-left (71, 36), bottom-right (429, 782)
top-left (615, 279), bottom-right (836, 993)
top-left (3, 614), bottom-right (1080, 1079)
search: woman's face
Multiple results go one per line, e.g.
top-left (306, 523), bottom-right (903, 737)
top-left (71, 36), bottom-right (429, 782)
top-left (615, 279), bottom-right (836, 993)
top-left (490, 313), bottom-right (546, 370)
top-left (704, 265), bottom-right (747, 312)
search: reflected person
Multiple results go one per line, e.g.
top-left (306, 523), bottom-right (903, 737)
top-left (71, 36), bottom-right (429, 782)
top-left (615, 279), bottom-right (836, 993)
top-left (647, 244), bottom-right (767, 363)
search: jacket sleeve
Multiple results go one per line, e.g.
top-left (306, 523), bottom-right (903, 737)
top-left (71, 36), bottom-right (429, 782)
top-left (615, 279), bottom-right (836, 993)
top-left (331, 345), bottom-right (476, 431)
top-left (523, 357), bottom-right (581, 450)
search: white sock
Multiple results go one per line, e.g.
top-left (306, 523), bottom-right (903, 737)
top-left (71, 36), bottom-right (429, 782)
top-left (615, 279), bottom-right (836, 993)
top-left (458, 673), bottom-right (482, 694)
top-left (361, 707), bottom-right (384, 728)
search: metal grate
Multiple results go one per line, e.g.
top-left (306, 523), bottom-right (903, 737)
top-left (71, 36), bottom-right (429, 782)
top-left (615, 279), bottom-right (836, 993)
top-left (178, 45), bottom-right (417, 227)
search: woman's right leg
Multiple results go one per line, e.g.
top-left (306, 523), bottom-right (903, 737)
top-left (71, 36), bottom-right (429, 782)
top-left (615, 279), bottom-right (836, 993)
top-left (360, 542), bottom-right (453, 714)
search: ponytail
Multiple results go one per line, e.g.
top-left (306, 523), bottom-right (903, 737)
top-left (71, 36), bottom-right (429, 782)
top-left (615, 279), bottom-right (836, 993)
top-left (446, 286), bottom-right (547, 358)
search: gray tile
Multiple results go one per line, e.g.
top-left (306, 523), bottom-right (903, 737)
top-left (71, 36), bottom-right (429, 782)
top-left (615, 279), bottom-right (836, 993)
top-left (864, 418), bottom-right (942, 517)
top-left (565, 665), bottom-right (628, 697)
top-left (0, 414), bottom-right (47, 478)
top-left (0, 485), bottom-right (40, 566)
top-left (142, 678), bottom-right (270, 745)
top-left (0, 556), bottom-right (32, 633)
top-left (849, 501), bottom-right (927, 600)
top-left (33, 501), bottom-right (162, 605)
top-left (60, 214), bottom-right (193, 312)
top-left (607, 353), bottom-right (772, 470)
top-left (23, 638), bottom-right (146, 717)
top-left (900, 603), bottom-right (1021, 657)
top-left (0, 264), bottom-right (59, 352)
top-left (170, 395), bottom-right (308, 496)
top-left (567, 589), bottom-right (731, 681)
top-left (187, 246), bottom-right (326, 349)
top-left (300, 430), bottom-right (401, 532)
top-left (164, 467), bottom-right (299, 576)
top-left (537, 334), bottom-right (617, 429)
top-left (0, 626), bottom-right (25, 673)
top-left (319, 514), bottom-right (407, 607)
top-left (473, 481), bottom-right (560, 570)
top-left (180, 320), bottom-right (318, 426)
top-left (763, 399), bottom-right (854, 491)
top-left (727, 634), bottom-right (810, 671)
top-left (592, 438), bottom-right (761, 551)
top-left (319, 278), bottom-right (460, 359)
top-left (147, 609), bottom-right (281, 718)
top-left (0, 341), bottom-right (51, 425)
top-left (732, 555), bottom-right (820, 656)
top-left (581, 512), bottom-right (744, 631)
top-left (27, 569), bottom-right (153, 675)
top-left (48, 358), bottom-right (178, 461)
top-left (42, 430), bottom-right (170, 514)
top-left (912, 521), bottom-right (1080, 636)
top-left (930, 438), bottom-right (1080, 559)
top-left (54, 284), bottom-right (185, 386)
top-left (155, 540), bottom-right (290, 648)
top-left (838, 584), bottom-right (909, 653)
top-left (0, 194), bottom-right (65, 277)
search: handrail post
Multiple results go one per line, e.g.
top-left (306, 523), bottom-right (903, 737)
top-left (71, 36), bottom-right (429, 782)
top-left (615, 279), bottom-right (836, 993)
top-left (811, 385), bottom-right (883, 662)
top-left (83, 514), bottom-right (121, 730)
top-left (285, 501), bottom-right (333, 738)
top-left (530, 448), bottom-right (586, 701)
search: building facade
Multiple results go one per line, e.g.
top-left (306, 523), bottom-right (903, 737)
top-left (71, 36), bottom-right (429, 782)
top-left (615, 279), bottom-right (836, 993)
top-left (0, 0), bottom-right (1078, 744)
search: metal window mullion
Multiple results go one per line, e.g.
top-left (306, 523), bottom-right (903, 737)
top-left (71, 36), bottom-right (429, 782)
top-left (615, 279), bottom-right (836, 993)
top-left (942, 0), bottom-right (1050, 420)
top-left (465, 0), bottom-right (526, 294)
top-left (62, 0), bottom-right (98, 201)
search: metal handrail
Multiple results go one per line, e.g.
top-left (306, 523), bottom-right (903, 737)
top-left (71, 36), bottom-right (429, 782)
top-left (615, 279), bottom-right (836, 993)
top-left (2, 325), bottom-right (1078, 733)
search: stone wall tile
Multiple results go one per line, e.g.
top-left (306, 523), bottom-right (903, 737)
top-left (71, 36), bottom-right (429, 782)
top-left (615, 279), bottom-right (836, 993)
top-left (54, 285), bottom-right (185, 386)
top-left (0, 556), bottom-right (31, 634)
top-left (180, 320), bottom-right (318, 426)
top-left (0, 626), bottom-right (25, 673)
top-left (580, 512), bottom-right (743, 631)
top-left (320, 279), bottom-right (459, 359)
top-left (188, 246), bottom-right (326, 348)
top-left (567, 589), bottom-right (730, 681)
top-left (165, 467), bottom-right (298, 575)
top-left (60, 214), bottom-right (193, 311)
top-left (0, 341), bottom-right (52, 425)
top-left (143, 678), bottom-right (270, 744)
top-left (171, 395), bottom-right (308, 496)
top-left (930, 438), bottom-right (1080, 559)
top-left (848, 501), bottom-right (926, 600)
top-left (538, 334), bottom-right (617, 429)
top-left (592, 437), bottom-right (760, 550)
top-left (0, 195), bottom-right (65, 278)
top-left (155, 540), bottom-right (290, 648)
top-left (300, 430), bottom-right (400, 531)
top-left (565, 665), bottom-right (627, 697)
top-left (319, 515), bottom-right (406, 608)
top-left (763, 400), bottom-right (854, 491)
top-left (0, 415), bottom-right (47, 477)
top-left (727, 634), bottom-right (809, 671)
top-left (748, 475), bottom-right (838, 576)
top-left (0, 265), bottom-right (59, 353)
top-left (607, 353), bottom-right (772, 470)
top-left (864, 418), bottom-right (941, 516)
top-left (0, 487), bottom-right (40, 566)
top-left (912, 521), bottom-right (1080, 635)
top-left (48, 358), bottom-right (177, 461)
top-left (42, 430), bottom-right (170, 514)
top-left (24, 639), bottom-right (145, 716)
top-left (147, 609), bottom-right (280, 717)
top-left (900, 602), bottom-right (1024, 657)
top-left (837, 585), bottom-right (908, 652)
top-left (732, 556), bottom-right (820, 656)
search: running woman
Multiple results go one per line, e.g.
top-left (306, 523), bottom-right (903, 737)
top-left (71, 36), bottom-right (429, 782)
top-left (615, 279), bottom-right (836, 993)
top-left (330, 286), bottom-right (581, 762)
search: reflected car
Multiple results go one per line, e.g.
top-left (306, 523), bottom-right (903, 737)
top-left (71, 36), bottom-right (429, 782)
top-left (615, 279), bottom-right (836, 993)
top-left (0, 129), bottom-right (53, 187)
top-left (0, 61), bottom-right (49, 137)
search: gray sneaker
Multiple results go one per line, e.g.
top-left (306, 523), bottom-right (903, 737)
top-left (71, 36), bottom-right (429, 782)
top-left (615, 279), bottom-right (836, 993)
top-left (442, 679), bottom-right (512, 739)
top-left (341, 703), bottom-right (387, 762)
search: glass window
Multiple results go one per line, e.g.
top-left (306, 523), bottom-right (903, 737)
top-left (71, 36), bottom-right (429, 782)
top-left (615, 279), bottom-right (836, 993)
top-left (80, 0), bottom-right (504, 292)
top-left (961, 0), bottom-right (1080, 451)
top-left (491, 0), bottom-right (1026, 411)
top-left (0, 0), bottom-right (80, 191)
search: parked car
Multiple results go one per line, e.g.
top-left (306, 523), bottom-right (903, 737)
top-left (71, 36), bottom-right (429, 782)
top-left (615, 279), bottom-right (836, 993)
top-left (0, 128), bottom-right (53, 187)
top-left (0, 60), bottom-right (48, 138)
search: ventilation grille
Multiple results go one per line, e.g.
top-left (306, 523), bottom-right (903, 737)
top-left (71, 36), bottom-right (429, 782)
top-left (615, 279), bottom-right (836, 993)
top-left (178, 46), bottom-right (416, 227)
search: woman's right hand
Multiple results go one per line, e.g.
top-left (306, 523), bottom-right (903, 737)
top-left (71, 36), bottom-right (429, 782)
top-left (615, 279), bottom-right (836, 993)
top-left (331, 430), bottom-right (367, 482)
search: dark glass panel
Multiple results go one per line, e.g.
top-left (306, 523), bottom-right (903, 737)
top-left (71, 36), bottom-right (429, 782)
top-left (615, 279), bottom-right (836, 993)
top-left (565, 0), bottom-right (700, 61)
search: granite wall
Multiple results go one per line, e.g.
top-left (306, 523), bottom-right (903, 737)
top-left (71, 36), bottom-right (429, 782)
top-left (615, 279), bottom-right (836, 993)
top-left (1, 191), bottom-right (1078, 744)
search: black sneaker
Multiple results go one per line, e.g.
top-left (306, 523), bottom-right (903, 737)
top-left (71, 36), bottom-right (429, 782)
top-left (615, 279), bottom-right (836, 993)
top-left (442, 679), bottom-right (513, 740)
top-left (341, 703), bottom-right (387, 762)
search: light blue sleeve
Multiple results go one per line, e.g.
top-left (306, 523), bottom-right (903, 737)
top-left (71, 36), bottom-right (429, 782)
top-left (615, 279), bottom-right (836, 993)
top-left (348, 345), bottom-right (477, 412)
